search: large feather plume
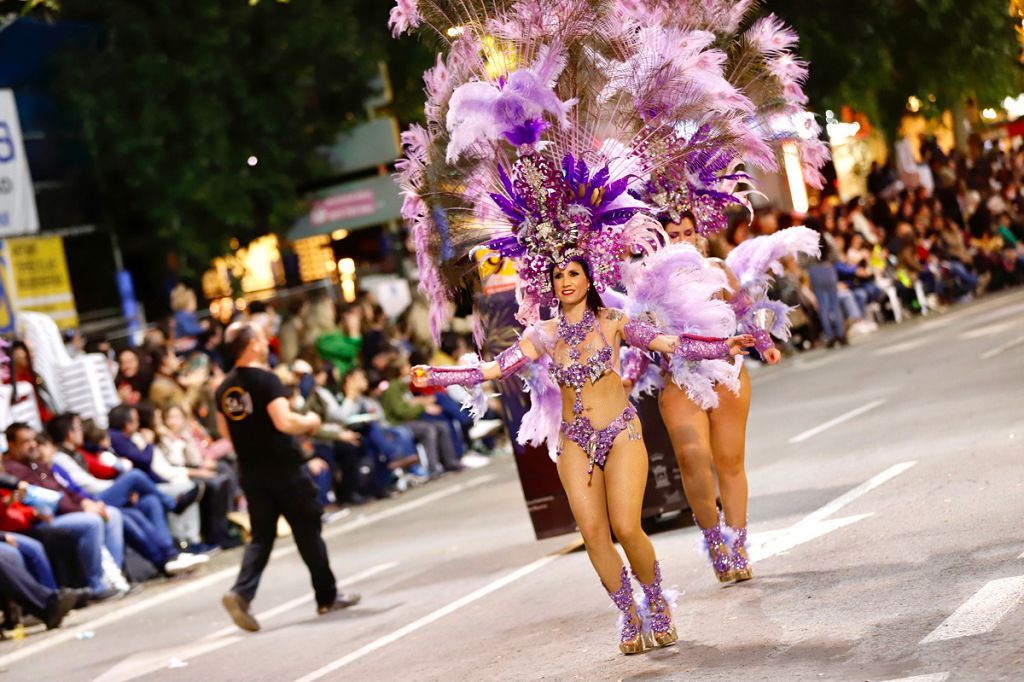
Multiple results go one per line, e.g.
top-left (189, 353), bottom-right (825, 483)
top-left (725, 226), bottom-right (820, 296)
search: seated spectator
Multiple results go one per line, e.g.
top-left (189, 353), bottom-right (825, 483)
top-left (337, 368), bottom-right (424, 491)
top-left (316, 302), bottom-right (363, 377)
top-left (380, 355), bottom-right (463, 474)
top-left (40, 434), bottom-right (206, 577)
top-left (158, 405), bottom-right (239, 548)
top-left (3, 423), bottom-right (125, 601)
top-left (5, 341), bottom-right (58, 423)
top-left (301, 363), bottom-right (373, 506)
top-left (171, 284), bottom-right (206, 354)
top-left (149, 347), bottom-right (204, 413)
top-left (108, 404), bottom-right (206, 553)
top-left (115, 348), bottom-right (152, 407)
top-left (0, 544), bottom-right (79, 630)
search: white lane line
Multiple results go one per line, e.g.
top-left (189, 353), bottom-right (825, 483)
top-left (750, 461), bottom-right (916, 561)
top-left (959, 320), bottom-right (1019, 340)
top-left (979, 334), bottom-right (1024, 360)
top-left (788, 399), bottom-right (887, 444)
top-left (1019, 549), bottom-right (1024, 559)
top-left (872, 338), bottom-right (930, 356)
top-left (920, 575), bottom-right (1024, 644)
top-left (92, 562), bottom-right (399, 682)
top-left (0, 474), bottom-right (496, 669)
top-left (323, 474), bottom-right (496, 542)
top-left (878, 674), bottom-right (949, 682)
top-left (792, 354), bottom-right (842, 371)
top-left (292, 539), bottom-right (583, 682)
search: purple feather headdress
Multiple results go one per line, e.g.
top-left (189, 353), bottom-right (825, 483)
top-left (390, 0), bottom-right (827, 336)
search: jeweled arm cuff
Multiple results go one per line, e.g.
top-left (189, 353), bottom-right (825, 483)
top-left (674, 334), bottom-right (730, 361)
top-left (623, 319), bottom-right (660, 350)
top-left (729, 290), bottom-right (753, 320)
top-left (496, 342), bottom-right (528, 378)
top-left (418, 365), bottom-right (485, 388)
top-left (750, 327), bottom-right (775, 354)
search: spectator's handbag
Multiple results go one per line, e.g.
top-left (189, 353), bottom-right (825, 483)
top-left (22, 485), bottom-right (62, 517)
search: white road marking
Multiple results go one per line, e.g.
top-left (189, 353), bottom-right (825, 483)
top-left (0, 473), bottom-right (496, 669)
top-left (1019, 549), bottom-right (1024, 559)
top-left (750, 461), bottom-right (916, 561)
top-left (872, 338), bottom-right (930, 356)
top-left (292, 539), bottom-right (583, 682)
top-left (788, 399), bottom-right (887, 444)
top-left (92, 562), bottom-right (398, 682)
top-left (959, 320), bottom-right (1019, 340)
top-left (792, 354), bottom-right (842, 371)
top-left (878, 674), bottom-right (950, 682)
top-left (920, 575), bottom-right (1024, 644)
top-left (979, 334), bottom-right (1024, 360)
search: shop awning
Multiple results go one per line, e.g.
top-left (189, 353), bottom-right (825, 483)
top-left (289, 173), bottom-right (403, 240)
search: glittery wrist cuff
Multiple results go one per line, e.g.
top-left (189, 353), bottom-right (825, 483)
top-left (423, 366), bottom-right (485, 388)
top-left (674, 334), bottom-right (730, 361)
top-left (751, 327), bottom-right (774, 354)
top-left (623, 319), bottom-right (660, 350)
top-left (729, 290), bottom-right (753, 319)
top-left (496, 342), bottom-right (528, 378)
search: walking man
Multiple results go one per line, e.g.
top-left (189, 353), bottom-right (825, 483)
top-left (217, 321), bottom-right (360, 632)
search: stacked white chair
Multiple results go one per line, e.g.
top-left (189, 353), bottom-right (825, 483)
top-left (16, 312), bottom-right (119, 429)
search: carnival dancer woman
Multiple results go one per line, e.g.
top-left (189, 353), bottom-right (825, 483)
top-left (387, 0), bottom-right (820, 651)
top-left (414, 257), bottom-right (752, 653)
top-left (624, 211), bottom-right (818, 583)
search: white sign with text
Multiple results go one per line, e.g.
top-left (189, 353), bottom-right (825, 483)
top-left (0, 89), bottom-right (40, 238)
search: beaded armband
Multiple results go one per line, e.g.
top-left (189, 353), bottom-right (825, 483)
top-left (418, 365), bottom-right (485, 388)
top-left (623, 319), bottom-right (660, 350)
top-left (496, 342), bottom-right (528, 378)
top-left (729, 290), bottom-right (753, 320)
top-left (751, 327), bottom-right (775, 354)
top-left (674, 334), bottom-right (730, 361)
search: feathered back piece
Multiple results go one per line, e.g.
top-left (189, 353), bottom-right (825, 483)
top-left (391, 0), bottom-right (823, 337)
top-left (621, 0), bottom-right (829, 236)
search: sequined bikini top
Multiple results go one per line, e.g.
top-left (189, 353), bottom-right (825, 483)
top-left (549, 309), bottom-right (614, 392)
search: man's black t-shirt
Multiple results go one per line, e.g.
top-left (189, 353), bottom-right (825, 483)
top-left (215, 366), bottom-right (305, 477)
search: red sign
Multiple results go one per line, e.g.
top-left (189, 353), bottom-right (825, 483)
top-left (309, 189), bottom-right (377, 225)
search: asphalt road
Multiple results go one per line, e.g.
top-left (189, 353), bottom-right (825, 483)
top-left (3, 289), bottom-right (1022, 682)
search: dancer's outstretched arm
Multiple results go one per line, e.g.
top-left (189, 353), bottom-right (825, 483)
top-left (614, 310), bottom-right (754, 361)
top-left (411, 337), bottom-right (542, 388)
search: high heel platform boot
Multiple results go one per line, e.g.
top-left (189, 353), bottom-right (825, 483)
top-left (608, 566), bottom-right (647, 655)
top-left (696, 514), bottom-right (735, 583)
top-left (633, 560), bottom-right (678, 648)
top-left (723, 519), bottom-right (753, 582)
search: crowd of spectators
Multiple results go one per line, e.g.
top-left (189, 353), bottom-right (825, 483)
top-left (713, 139), bottom-right (1024, 350)
top-left (0, 285), bottom-right (504, 634)
top-left (2, 136), bottom-right (1021, 635)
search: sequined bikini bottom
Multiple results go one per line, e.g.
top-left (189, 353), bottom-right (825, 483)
top-left (559, 404), bottom-right (641, 474)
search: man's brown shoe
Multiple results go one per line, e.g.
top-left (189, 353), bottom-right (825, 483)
top-left (316, 593), bottom-right (361, 615)
top-left (222, 592), bottom-right (260, 632)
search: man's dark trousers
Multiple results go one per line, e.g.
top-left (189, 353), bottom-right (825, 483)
top-left (231, 468), bottom-right (337, 607)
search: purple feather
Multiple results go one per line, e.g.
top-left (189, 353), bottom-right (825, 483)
top-left (504, 118), bottom-right (549, 146)
top-left (516, 356), bottom-right (562, 462)
top-left (725, 226), bottom-right (820, 293)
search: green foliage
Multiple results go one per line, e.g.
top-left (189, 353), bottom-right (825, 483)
top-left (767, 0), bottom-right (1024, 135)
top-left (53, 0), bottom-right (431, 275)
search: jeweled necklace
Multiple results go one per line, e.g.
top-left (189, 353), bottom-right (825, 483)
top-left (558, 308), bottom-right (595, 347)
top-left (557, 307), bottom-right (597, 416)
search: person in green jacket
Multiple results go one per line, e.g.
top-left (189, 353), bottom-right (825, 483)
top-left (378, 356), bottom-right (462, 474)
top-left (315, 303), bottom-right (363, 377)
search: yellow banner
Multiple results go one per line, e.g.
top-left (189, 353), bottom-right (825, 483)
top-left (3, 235), bottom-right (78, 330)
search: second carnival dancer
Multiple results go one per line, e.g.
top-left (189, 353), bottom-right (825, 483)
top-left (387, 0), bottom-right (763, 654)
top-left (609, 1), bottom-right (829, 584)
top-left (622, 212), bottom-right (818, 583)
